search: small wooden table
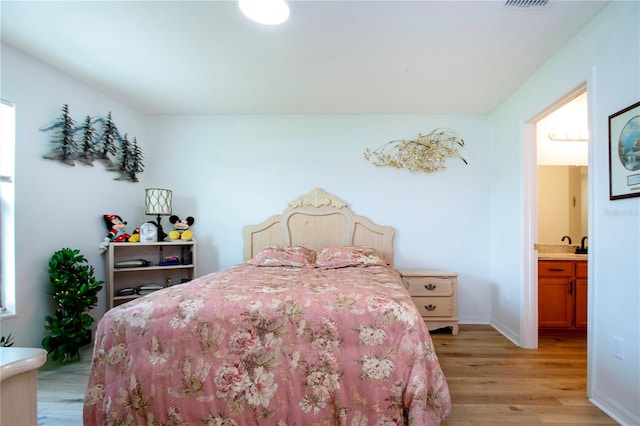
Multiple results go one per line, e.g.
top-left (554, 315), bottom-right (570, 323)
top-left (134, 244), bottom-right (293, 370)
top-left (1, 347), bottom-right (47, 426)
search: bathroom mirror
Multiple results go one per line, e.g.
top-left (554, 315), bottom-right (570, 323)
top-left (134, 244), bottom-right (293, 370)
top-left (538, 165), bottom-right (588, 245)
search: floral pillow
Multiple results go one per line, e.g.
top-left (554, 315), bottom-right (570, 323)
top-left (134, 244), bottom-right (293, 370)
top-left (248, 246), bottom-right (316, 267)
top-left (314, 246), bottom-right (386, 269)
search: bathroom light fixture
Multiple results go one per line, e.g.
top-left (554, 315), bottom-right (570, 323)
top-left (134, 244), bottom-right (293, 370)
top-left (239, 0), bottom-right (289, 25)
top-left (548, 131), bottom-right (589, 142)
top-left (145, 188), bottom-right (172, 241)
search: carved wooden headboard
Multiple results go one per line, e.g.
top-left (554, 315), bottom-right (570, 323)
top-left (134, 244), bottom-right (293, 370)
top-left (242, 188), bottom-right (395, 264)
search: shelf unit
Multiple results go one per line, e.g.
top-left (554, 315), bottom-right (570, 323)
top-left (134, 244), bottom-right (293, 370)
top-left (106, 241), bottom-right (197, 309)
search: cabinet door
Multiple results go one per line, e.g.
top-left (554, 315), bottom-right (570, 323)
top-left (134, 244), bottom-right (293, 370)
top-left (538, 277), bottom-right (574, 328)
top-left (574, 261), bottom-right (587, 328)
top-left (575, 278), bottom-right (588, 328)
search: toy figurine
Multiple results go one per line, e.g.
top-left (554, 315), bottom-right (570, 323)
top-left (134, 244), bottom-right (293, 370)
top-left (167, 215), bottom-right (195, 241)
top-left (104, 214), bottom-right (131, 242)
top-left (99, 214), bottom-right (137, 252)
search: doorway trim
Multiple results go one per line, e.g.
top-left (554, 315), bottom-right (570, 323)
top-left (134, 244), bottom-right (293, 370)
top-left (523, 81), bottom-right (588, 349)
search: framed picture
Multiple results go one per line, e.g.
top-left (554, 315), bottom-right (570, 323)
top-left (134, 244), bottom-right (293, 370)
top-left (609, 101), bottom-right (640, 200)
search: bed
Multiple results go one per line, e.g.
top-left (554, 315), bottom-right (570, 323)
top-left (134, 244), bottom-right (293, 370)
top-left (83, 188), bottom-right (451, 425)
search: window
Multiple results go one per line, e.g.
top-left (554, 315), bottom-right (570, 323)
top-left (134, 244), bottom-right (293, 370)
top-left (1, 100), bottom-right (16, 316)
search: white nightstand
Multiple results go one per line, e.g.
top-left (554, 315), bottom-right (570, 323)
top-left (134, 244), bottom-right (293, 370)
top-left (0, 347), bottom-right (47, 426)
top-left (400, 270), bottom-right (458, 335)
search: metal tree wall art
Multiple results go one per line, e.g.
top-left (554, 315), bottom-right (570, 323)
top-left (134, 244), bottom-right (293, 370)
top-left (77, 115), bottom-right (98, 166)
top-left (94, 111), bottom-right (121, 168)
top-left (113, 134), bottom-right (144, 182)
top-left (40, 105), bottom-right (144, 182)
top-left (41, 104), bottom-right (78, 166)
top-left (364, 128), bottom-right (468, 173)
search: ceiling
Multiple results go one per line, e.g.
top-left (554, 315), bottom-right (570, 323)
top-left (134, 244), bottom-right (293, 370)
top-left (1, 0), bottom-right (609, 115)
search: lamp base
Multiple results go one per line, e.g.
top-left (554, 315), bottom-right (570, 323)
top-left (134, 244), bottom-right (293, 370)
top-left (149, 215), bottom-right (168, 241)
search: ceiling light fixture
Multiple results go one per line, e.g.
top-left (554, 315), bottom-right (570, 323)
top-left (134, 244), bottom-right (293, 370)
top-left (239, 0), bottom-right (289, 25)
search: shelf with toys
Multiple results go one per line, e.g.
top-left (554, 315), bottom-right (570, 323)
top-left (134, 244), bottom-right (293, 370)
top-left (101, 211), bottom-right (197, 309)
top-left (106, 240), bottom-right (197, 308)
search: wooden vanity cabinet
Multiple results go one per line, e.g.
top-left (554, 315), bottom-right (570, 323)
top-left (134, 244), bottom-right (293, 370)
top-left (538, 260), bottom-right (587, 336)
top-left (575, 261), bottom-right (588, 328)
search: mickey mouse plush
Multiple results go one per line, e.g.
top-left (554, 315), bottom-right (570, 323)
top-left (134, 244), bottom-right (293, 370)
top-left (167, 215), bottom-right (195, 241)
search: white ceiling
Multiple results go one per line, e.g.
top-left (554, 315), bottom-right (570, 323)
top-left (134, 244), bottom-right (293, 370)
top-left (1, 0), bottom-right (609, 115)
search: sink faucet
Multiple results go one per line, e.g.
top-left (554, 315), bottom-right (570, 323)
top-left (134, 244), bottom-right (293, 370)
top-left (562, 235), bottom-right (572, 245)
top-left (575, 236), bottom-right (588, 254)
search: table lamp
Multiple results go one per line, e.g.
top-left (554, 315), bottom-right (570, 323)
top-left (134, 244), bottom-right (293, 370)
top-left (145, 188), bottom-right (172, 241)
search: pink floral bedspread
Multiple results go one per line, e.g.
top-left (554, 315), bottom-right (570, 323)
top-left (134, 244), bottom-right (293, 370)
top-left (84, 263), bottom-right (451, 425)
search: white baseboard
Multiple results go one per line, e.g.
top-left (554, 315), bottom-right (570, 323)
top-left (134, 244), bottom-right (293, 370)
top-left (489, 318), bottom-right (522, 347)
top-left (590, 389), bottom-right (639, 426)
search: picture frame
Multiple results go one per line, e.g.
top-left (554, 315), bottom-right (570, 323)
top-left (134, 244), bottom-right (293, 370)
top-left (609, 101), bottom-right (640, 200)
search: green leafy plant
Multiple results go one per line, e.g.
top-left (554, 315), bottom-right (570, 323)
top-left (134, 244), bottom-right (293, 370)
top-left (1, 333), bottom-right (15, 347)
top-left (42, 248), bottom-right (103, 362)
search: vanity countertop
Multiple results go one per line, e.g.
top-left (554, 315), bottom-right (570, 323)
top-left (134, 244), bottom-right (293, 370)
top-left (536, 244), bottom-right (588, 261)
top-left (538, 253), bottom-right (588, 261)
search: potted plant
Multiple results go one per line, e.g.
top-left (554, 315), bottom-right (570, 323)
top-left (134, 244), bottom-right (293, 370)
top-left (42, 247), bottom-right (103, 362)
top-left (1, 333), bottom-right (15, 347)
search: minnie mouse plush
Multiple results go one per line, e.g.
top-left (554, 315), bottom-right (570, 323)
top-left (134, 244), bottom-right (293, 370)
top-left (167, 215), bottom-right (195, 241)
top-left (99, 214), bottom-right (138, 252)
top-left (104, 214), bottom-right (131, 242)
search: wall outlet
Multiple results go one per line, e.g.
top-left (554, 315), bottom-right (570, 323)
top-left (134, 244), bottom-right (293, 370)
top-left (613, 336), bottom-right (625, 360)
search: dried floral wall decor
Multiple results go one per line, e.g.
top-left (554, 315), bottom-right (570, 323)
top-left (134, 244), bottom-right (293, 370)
top-left (364, 128), bottom-right (467, 173)
top-left (40, 104), bottom-right (144, 182)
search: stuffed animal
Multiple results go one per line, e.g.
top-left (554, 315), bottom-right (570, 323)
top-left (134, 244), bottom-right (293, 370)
top-left (99, 214), bottom-right (137, 252)
top-left (103, 214), bottom-right (131, 242)
top-left (129, 227), bottom-right (140, 243)
top-left (167, 215), bottom-right (195, 241)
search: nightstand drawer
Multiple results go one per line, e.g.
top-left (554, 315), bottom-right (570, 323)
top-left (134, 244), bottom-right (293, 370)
top-left (412, 296), bottom-right (453, 317)
top-left (403, 276), bottom-right (454, 297)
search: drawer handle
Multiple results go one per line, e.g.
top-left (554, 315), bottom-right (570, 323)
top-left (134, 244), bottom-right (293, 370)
top-left (424, 304), bottom-right (437, 311)
top-left (424, 284), bottom-right (437, 291)
top-left (549, 268), bottom-right (565, 272)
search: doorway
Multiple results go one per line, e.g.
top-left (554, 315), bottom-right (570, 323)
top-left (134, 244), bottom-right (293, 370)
top-left (537, 91), bottom-right (589, 246)
top-left (526, 83), bottom-right (589, 347)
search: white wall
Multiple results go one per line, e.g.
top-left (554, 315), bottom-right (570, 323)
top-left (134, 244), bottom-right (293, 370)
top-left (0, 45), bottom-right (150, 343)
top-left (1, 45), bottom-right (493, 349)
top-left (144, 114), bottom-right (492, 325)
top-left (490, 2), bottom-right (639, 423)
top-left (1, 1), bottom-right (637, 422)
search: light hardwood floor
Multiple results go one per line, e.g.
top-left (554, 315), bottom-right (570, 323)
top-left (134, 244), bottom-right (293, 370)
top-left (35, 325), bottom-right (618, 425)
top-left (433, 325), bottom-right (617, 425)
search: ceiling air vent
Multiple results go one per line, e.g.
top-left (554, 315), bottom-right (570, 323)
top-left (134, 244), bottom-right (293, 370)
top-left (500, 0), bottom-right (551, 9)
